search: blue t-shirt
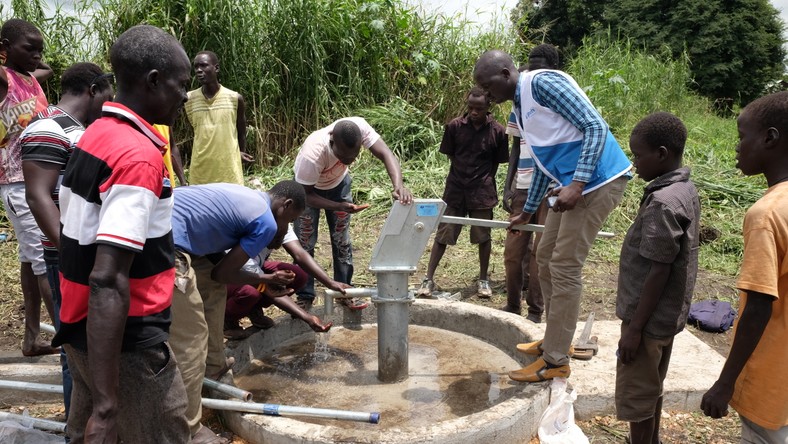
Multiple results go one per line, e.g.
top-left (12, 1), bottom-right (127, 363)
top-left (172, 183), bottom-right (277, 258)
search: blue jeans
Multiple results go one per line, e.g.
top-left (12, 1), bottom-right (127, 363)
top-left (45, 258), bottom-right (73, 422)
top-left (293, 175), bottom-right (354, 301)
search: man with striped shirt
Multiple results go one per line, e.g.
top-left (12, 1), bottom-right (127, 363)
top-left (20, 61), bottom-right (114, 423)
top-left (54, 26), bottom-right (191, 443)
top-left (475, 47), bottom-right (631, 383)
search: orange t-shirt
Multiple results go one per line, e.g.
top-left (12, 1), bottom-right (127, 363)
top-left (730, 181), bottom-right (788, 430)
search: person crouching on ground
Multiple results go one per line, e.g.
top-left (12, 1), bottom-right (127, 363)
top-left (224, 223), bottom-right (346, 339)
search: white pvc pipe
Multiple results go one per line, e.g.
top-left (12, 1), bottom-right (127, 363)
top-left (0, 411), bottom-right (66, 433)
top-left (324, 287), bottom-right (377, 314)
top-left (0, 379), bottom-right (63, 394)
top-left (40, 322), bottom-right (56, 334)
top-left (201, 397), bottom-right (380, 424)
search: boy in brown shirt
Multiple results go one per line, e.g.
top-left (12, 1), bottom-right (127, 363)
top-left (616, 112), bottom-right (700, 444)
top-left (417, 87), bottom-right (508, 298)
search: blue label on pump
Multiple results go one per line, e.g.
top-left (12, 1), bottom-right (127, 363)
top-left (416, 203), bottom-right (439, 217)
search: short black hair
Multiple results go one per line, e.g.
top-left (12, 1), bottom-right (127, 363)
top-left (60, 62), bottom-right (111, 96)
top-left (195, 50), bottom-right (219, 64)
top-left (743, 91), bottom-right (788, 137)
top-left (528, 44), bottom-right (560, 70)
top-left (631, 112), bottom-right (688, 156)
top-left (0, 19), bottom-right (41, 44)
top-left (333, 120), bottom-right (362, 149)
top-left (467, 86), bottom-right (490, 105)
top-left (109, 25), bottom-right (184, 87)
top-left (269, 180), bottom-right (306, 211)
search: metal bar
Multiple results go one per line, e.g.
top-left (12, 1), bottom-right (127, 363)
top-left (324, 288), bottom-right (377, 314)
top-left (439, 216), bottom-right (615, 238)
top-left (0, 379), bottom-right (63, 394)
top-left (201, 398), bottom-right (380, 424)
top-left (40, 322), bottom-right (56, 334)
top-left (375, 272), bottom-right (410, 383)
top-left (0, 411), bottom-right (66, 433)
top-left (324, 288), bottom-right (377, 299)
top-left (203, 377), bottom-right (253, 402)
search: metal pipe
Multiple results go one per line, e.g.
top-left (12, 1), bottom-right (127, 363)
top-left (201, 397), bottom-right (380, 424)
top-left (202, 377), bottom-right (253, 402)
top-left (324, 287), bottom-right (377, 315)
top-left (439, 216), bottom-right (615, 238)
top-left (375, 272), bottom-right (411, 383)
top-left (40, 322), bottom-right (56, 334)
top-left (0, 411), bottom-right (66, 433)
top-left (0, 379), bottom-right (63, 394)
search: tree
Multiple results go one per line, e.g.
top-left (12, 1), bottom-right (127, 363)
top-left (511, 0), bottom-right (606, 56)
top-left (605, 0), bottom-right (785, 105)
top-left (512, 0), bottom-right (786, 106)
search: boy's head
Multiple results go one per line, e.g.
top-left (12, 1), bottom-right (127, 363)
top-left (0, 19), bottom-right (43, 74)
top-left (466, 86), bottom-right (490, 126)
top-left (193, 50), bottom-right (219, 86)
top-left (268, 180), bottom-right (306, 232)
top-left (629, 112), bottom-right (687, 181)
top-left (527, 44), bottom-right (559, 71)
top-left (109, 25), bottom-right (191, 126)
top-left (473, 50), bottom-right (518, 104)
top-left (329, 120), bottom-right (362, 165)
top-left (60, 62), bottom-right (115, 125)
top-left (736, 91), bottom-right (788, 177)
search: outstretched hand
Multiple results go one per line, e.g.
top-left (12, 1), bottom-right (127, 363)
top-left (340, 203), bottom-right (370, 214)
top-left (307, 315), bottom-right (333, 333)
top-left (240, 152), bottom-right (254, 163)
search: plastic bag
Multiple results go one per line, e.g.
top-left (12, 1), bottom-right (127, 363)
top-left (537, 377), bottom-right (589, 444)
top-left (0, 420), bottom-right (64, 444)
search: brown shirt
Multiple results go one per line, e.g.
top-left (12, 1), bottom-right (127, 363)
top-left (440, 114), bottom-right (509, 210)
top-left (617, 167), bottom-right (700, 338)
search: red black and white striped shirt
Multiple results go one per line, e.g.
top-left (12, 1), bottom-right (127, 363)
top-left (54, 102), bottom-right (175, 351)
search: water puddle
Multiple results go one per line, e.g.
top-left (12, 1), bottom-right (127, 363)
top-left (234, 325), bottom-right (521, 429)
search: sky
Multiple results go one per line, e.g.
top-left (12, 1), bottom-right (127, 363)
top-left (412, 0), bottom-right (788, 35)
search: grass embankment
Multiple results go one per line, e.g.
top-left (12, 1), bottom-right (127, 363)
top-left (255, 39), bottom-right (755, 300)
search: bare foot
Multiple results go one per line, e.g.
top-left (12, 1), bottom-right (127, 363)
top-left (22, 340), bottom-right (60, 357)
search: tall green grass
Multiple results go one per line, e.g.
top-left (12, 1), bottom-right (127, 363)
top-left (250, 37), bottom-right (757, 279)
top-left (567, 38), bottom-right (763, 276)
top-left (4, 0), bottom-right (514, 163)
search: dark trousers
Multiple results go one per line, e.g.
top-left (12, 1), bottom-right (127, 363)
top-left (45, 258), bottom-right (72, 420)
top-left (293, 175), bottom-right (354, 301)
top-left (503, 189), bottom-right (547, 316)
top-left (64, 342), bottom-right (189, 444)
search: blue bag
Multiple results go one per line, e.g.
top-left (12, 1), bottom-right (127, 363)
top-left (688, 300), bottom-right (736, 333)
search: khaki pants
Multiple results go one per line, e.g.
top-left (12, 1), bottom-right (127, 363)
top-left (537, 177), bottom-right (627, 366)
top-left (169, 252), bottom-right (228, 435)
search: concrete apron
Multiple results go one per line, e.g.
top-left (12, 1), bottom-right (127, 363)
top-left (223, 299), bottom-right (550, 444)
top-left (0, 301), bottom-right (726, 443)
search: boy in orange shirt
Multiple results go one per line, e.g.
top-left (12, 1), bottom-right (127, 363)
top-left (701, 91), bottom-right (788, 442)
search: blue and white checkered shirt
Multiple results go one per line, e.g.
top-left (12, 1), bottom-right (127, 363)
top-left (521, 72), bottom-right (609, 214)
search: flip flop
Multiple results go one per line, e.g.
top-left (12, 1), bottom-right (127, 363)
top-left (339, 297), bottom-right (369, 310)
